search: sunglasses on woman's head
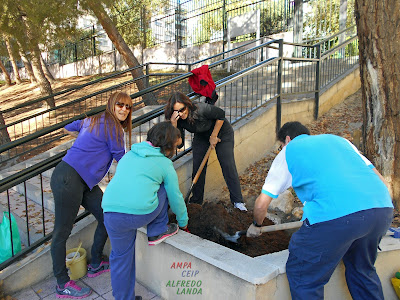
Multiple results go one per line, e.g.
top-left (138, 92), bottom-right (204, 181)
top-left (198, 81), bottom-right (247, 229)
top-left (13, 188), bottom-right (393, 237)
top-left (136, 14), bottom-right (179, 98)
top-left (175, 106), bottom-right (186, 113)
top-left (115, 102), bottom-right (132, 110)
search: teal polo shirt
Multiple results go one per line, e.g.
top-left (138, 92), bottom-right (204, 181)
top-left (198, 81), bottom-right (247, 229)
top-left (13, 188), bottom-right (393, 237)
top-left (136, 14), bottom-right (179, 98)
top-left (262, 134), bottom-right (393, 225)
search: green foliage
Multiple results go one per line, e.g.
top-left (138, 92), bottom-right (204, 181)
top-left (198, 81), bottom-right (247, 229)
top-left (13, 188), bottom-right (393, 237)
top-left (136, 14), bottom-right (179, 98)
top-left (345, 38), bottom-right (358, 56)
top-left (0, 0), bottom-right (82, 53)
top-left (110, 0), bottom-right (168, 47)
top-left (0, 39), bottom-right (8, 57)
top-left (303, 0), bottom-right (355, 40)
top-left (50, 27), bottom-right (101, 65)
top-left (260, 0), bottom-right (288, 36)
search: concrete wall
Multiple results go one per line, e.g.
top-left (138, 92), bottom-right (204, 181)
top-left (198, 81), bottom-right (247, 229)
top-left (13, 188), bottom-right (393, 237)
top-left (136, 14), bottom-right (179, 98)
top-left (319, 68), bottom-right (361, 116)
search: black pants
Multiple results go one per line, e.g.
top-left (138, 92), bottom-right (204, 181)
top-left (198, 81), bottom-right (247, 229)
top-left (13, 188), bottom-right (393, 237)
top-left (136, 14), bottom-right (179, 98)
top-left (190, 130), bottom-right (243, 205)
top-left (50, 161), bottom-right (108, 286)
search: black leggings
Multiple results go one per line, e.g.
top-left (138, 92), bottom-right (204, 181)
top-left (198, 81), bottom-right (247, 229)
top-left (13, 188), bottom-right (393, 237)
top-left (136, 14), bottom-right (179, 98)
top-left (190, 131), bottom-right (243, 205)
top-left (50, 161), bottom-right (108, 285)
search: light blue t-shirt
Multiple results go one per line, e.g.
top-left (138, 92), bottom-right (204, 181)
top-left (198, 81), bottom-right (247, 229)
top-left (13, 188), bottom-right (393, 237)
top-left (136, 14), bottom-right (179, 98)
top-left (262, 134), bottom-right (393, 225)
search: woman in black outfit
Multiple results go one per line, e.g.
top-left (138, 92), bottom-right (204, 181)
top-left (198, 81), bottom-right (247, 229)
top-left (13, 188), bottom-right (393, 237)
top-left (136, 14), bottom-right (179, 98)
top-left (165, 91), bottom-right (247, 211)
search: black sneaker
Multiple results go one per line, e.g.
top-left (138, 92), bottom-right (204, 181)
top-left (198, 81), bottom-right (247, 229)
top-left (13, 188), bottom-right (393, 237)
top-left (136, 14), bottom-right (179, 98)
top-left (148, 224), bottom-right (179, 246)
top-left (56, 280), bottom-right (92, 299)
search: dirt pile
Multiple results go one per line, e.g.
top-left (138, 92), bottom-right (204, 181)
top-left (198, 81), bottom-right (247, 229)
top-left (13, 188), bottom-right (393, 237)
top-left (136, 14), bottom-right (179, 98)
top-left (174, 202), bottom-right (292, 257)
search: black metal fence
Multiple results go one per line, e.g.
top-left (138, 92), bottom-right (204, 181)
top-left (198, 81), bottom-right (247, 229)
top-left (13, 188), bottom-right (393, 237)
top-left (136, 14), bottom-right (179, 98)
top-left (41, 0), bottom-right (356, 67)
top-left (0, 27), bottom-right (359, 270)
top-left (42, 0), bottom-right (294, 66)
top-left (0, 27), bottom-right (358, 169)
top-left (0, 38), bottom-right (280, 168)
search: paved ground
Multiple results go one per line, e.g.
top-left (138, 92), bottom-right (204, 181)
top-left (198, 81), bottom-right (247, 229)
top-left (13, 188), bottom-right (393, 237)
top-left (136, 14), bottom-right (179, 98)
top-left (11, 271), bottom-right (161, 300)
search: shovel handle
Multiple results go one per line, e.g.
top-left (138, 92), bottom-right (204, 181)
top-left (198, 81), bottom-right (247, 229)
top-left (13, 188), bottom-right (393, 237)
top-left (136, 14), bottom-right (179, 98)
top-left (260, 221), bottom-right (303, 233)
top-left (193, 146), bottom-right (213, 184)
top-left (184, 146), bottom-right (213, 204)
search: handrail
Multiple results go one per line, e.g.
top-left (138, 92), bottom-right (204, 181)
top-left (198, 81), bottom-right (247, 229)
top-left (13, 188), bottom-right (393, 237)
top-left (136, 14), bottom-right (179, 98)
top-left (320, 35), bottom-right (358, 58)
top-left (2, 56), bottom-right (282, 182)
top-left (0, 151), bottom-right (66, 192)
top-left (216, 57), bottom-right (280, 89)
top-left (133, 55), bottom-right (281, 127)
top-left (0, 107), bottom-right (103, 154)
top-left (0, 27), bottom-right (358, 157)
top-left (0, 72), bottom-right (181, 131)
top-left (0, 78), bottom-right (138, 129)
top-left (314, 25), bottom-right (357, 46)
top-left (0, 38), bottom-right (280, 155)
top-left (111, 39), bottom-right (280, 101)
top-left (1, 38), bottom-right (266, 116)
top-left (300, 25), bottom-right (357, 46)
top-left (0, 63), bottom-right (148, 114)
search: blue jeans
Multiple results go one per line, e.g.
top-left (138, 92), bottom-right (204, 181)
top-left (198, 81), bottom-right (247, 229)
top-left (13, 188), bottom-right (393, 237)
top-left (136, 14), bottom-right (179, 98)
top-left (104, 184), bottom-right (169, 300)
top-left (286, 207), bottom-right (393, 300)
top-left (50, 161), bottom-right (108, 285)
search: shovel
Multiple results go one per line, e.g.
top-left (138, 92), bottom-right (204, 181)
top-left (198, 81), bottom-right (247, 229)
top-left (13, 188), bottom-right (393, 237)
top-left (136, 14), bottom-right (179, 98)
top-left (216, 220), bottom-right (303, 243)
top-left (184, 145), bottom-right (213, 204)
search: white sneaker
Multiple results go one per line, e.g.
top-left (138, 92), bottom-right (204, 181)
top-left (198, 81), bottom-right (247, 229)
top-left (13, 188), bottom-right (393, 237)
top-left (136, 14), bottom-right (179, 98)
top-left (234, 202), bottom-right (247, 211)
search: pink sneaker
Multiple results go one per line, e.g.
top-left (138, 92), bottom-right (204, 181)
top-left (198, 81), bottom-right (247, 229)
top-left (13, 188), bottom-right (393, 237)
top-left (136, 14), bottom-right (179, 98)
top-left (56, 280), bottom-right (92, 299)
top-left (148, 224), bottom-right (178, 246)
top-left (87, 261), bottom-right (110, 278)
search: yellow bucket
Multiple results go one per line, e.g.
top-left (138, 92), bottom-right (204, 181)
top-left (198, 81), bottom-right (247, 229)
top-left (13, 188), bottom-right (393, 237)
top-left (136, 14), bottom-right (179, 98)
top-left (66, 247), bottom-right (87, 280)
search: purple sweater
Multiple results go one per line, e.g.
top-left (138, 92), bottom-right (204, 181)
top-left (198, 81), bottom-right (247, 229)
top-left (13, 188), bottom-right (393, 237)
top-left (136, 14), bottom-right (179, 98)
top-left (63, 116), bottom-right (125, 189)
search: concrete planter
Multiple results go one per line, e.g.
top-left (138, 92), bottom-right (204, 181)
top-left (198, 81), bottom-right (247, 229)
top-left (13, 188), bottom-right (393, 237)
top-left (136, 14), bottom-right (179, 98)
top-left (136, 228), bottom-right (400, 300)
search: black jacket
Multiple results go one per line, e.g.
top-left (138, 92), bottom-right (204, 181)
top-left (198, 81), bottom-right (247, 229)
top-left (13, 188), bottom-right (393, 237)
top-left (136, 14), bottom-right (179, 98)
top-left (177, 102), bottom-right (233, 148)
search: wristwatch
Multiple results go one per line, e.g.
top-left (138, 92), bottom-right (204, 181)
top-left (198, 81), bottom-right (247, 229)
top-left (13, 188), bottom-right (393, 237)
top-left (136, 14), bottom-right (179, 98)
top-left (253, 220), bottom-right (262, 227)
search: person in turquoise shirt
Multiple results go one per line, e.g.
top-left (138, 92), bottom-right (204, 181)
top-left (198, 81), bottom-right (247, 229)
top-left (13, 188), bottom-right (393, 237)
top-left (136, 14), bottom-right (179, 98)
top-left (102, 121), bottom-right (189, 300)
top-left (248, 121), bottom-right (393, 300)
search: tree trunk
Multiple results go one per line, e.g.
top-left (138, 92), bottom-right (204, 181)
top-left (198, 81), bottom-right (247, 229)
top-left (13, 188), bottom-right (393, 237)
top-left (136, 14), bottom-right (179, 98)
top-left (86, 1), bottom-right (158, 105)
top-left (355, 0), bottom-right (400, 207)
top-left (18, 49), bottom-right (36, 84)
top-left (29, 44), bottom-right (56, 107)
top-left (0, 60), bottom-right (12, 86)
top-left (293, 0), bottom-right (303, 58)
top-left (0, 111), bottom-right (11, 145)
top-left (40, 53), bottom-right (55, 83)
top-left (20, 15), bottom-right (55, 108)
top-left (4, 36), bottom-right (22, 84)
top-left (339, 0), bottom-right (348, 57)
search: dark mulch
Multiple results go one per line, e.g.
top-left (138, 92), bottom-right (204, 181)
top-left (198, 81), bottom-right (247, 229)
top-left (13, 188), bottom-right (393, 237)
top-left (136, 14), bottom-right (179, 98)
top-left (171, 202), bottom-right (291, 257)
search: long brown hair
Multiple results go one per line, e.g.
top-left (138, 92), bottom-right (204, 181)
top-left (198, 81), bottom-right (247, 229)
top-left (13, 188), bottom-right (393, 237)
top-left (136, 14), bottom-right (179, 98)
top-left (164, 91), bottom-right (196, 124)
top-left (88, 92), bottom-right (132, 147)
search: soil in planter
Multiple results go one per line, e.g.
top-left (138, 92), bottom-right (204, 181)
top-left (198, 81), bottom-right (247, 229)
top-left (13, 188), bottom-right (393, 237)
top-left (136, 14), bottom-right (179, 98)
top-left (170, 201), bottom-right (292, 258)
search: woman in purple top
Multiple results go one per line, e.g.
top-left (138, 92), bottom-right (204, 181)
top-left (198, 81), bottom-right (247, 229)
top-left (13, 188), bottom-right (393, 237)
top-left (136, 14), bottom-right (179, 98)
top-left (50, 92), bottom-right (132, 299)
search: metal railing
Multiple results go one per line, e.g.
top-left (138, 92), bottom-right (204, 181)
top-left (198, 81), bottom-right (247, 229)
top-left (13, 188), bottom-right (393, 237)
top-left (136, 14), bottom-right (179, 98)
top-left (0, 28), bottom-right (359, 270)
top-left (0, 37), bottom-right (283, 167)
top-left (42, 0), bottom-right (295, 66)
top-left (41, 0), bottom-right (355, 65)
